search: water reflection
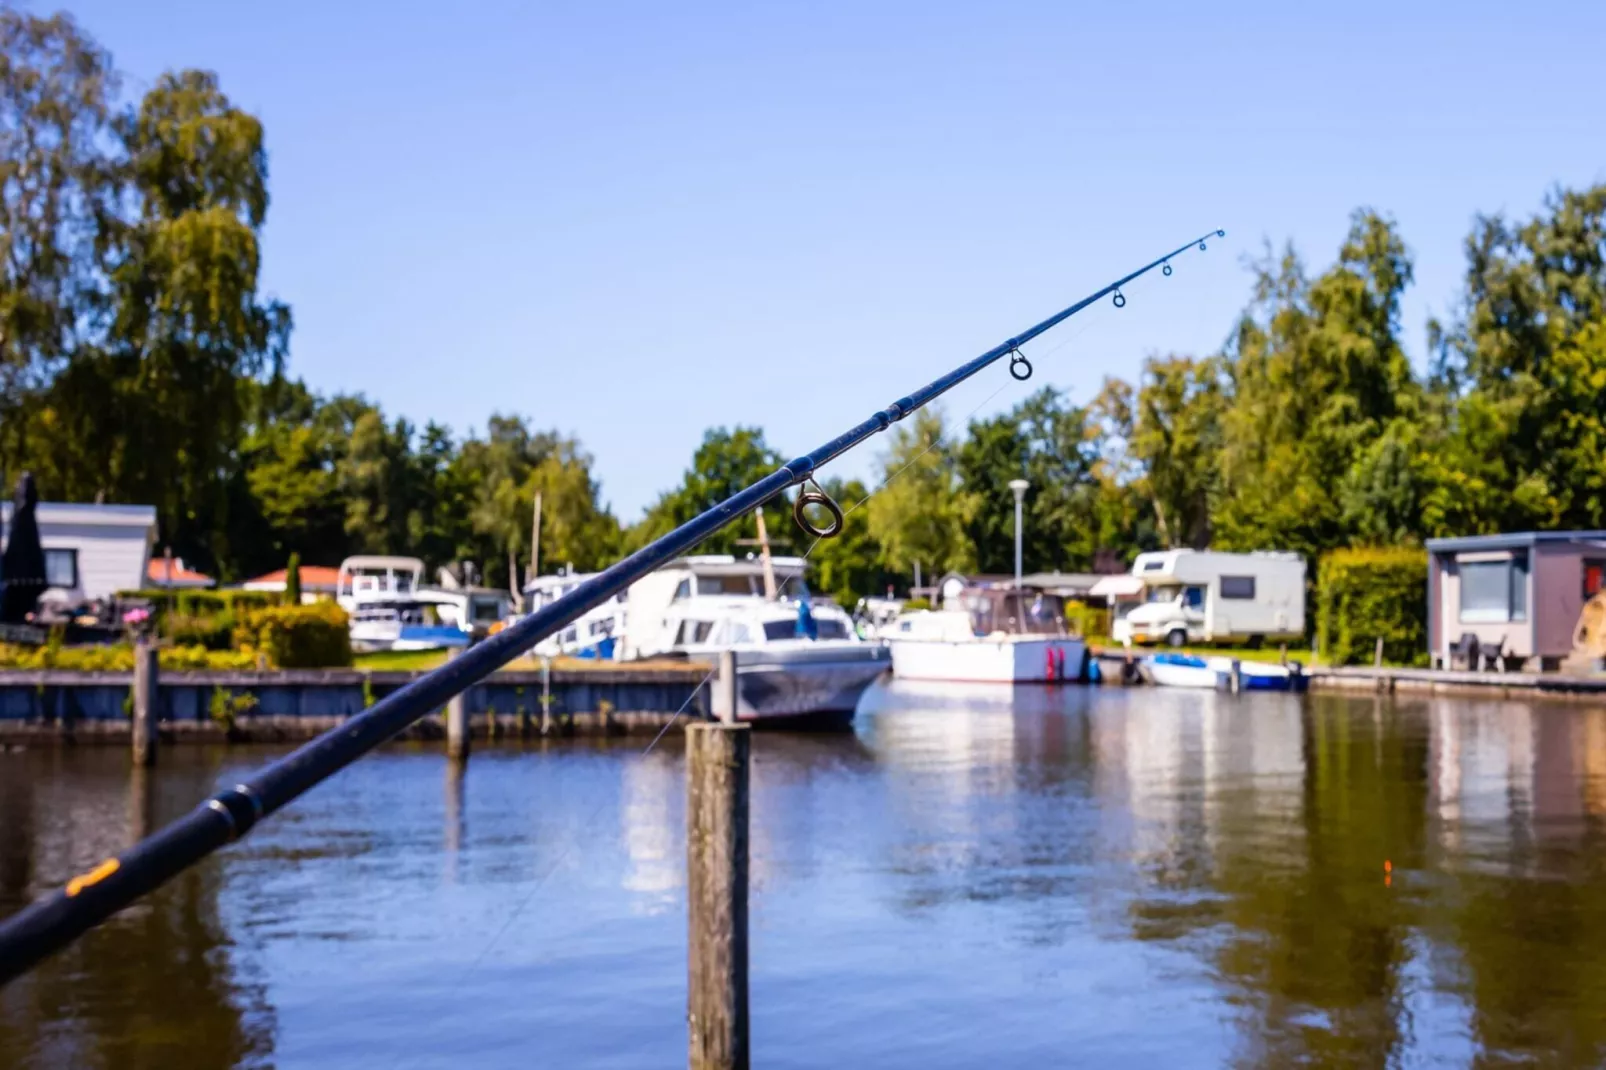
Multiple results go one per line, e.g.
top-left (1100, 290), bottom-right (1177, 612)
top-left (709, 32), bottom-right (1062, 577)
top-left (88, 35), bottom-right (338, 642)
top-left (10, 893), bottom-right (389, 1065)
top-left (5, 692), bottom-right (1606, 1066)
top-left (0, 747), bottom-right (276, 1069)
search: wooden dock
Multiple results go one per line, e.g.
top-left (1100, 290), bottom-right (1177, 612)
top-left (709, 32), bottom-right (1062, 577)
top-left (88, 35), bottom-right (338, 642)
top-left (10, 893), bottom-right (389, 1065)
top-left (0, 662), bottom-right (712, 742)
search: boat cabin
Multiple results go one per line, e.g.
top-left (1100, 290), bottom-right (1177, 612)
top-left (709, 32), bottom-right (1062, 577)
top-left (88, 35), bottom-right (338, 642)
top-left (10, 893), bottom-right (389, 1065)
top-left (336, 555), bottom-right (424, 610)
top-left (622, 554), bottom-right (812, 659)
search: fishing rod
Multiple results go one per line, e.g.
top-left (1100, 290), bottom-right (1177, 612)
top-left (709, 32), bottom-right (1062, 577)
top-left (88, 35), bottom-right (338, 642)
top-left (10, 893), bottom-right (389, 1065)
top-left (0, 227), bottom-right (1223, 985)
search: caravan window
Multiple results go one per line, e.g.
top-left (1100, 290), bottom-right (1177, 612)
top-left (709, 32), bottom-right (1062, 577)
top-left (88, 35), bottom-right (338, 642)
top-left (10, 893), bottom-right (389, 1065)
top-left (1141, 559), bottom-right (1167, 572)
top-left (1183, 586), bottom-right (1205, 610)
top-left (1459, 553), bottom-right (1528, 623)
top-left (44, 549), bottom-right (78, 589)
top-left (1220, 575), bottom-right (1256, 600)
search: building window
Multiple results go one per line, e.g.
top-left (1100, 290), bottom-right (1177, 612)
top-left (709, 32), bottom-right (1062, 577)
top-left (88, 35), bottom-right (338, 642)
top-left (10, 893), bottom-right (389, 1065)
top-left (1220, 575), bottom-right (1256, 600)
top-left (1459, 553), bottom-right (1528, 623)
top-left (1587, 559), bottom-right (1605, 600)
top-left (44, 548), bottom-right (78, 589)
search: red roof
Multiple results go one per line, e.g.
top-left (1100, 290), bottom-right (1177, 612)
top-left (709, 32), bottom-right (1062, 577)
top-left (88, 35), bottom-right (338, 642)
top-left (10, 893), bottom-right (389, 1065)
top-left (243, 565), bottom-right (342, 591)
top-left (146, 558), bottom-right (215, 587)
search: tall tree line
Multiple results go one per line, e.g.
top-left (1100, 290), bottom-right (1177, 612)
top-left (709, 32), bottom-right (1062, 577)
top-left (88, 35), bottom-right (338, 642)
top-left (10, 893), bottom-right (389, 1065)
top-left (5, 11), bottom-right (1605, 598)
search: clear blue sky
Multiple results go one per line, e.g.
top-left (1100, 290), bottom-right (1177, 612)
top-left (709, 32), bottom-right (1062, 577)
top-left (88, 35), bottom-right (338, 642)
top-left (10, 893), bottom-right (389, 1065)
top-left (48, 0), bottom-right (1606, 518)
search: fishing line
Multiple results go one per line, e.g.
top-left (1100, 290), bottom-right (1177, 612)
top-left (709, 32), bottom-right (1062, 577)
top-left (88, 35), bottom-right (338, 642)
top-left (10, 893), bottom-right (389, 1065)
top-left (795, 284), bottom-right (1114, 544)
top-left (0, 228), bottom-right (1222, 985)
top-left (406, 662), bottom-right (719, 1040)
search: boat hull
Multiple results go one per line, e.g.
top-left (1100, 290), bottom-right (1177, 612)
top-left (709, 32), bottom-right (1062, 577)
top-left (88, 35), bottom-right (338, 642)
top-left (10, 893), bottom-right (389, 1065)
top-left (731, 644), bottom-right (890, 727)
top-left (887, 637), bottom-right (1088, 683)
top-left (350, 623), bottom-right (470, 654)
top-left (1144, 654), bottom-right (1308, 692)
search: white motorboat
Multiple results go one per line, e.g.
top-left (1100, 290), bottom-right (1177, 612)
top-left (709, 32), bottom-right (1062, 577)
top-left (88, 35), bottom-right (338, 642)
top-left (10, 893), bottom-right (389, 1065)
top-left (1142, 652), bottom-right (1307, 692)
top-left (886, 585), bottom-right (1087, 684)
top-left (337, 556), bottom-right (510, 652)
top-left (524, 571), bottom-right (625, 660)
top-left (622, 554), bottom-right (889, 728)
top-left (348, 598), bottom-right (472, 653)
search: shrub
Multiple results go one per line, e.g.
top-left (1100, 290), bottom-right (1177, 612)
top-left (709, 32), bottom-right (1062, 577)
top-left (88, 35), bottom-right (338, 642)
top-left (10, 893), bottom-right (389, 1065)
top-left (285, 553), bottom-right (302, 605)
top-left (903, 597), bottom-right (932, 612)
top-left (117, 589), bottom-right (281, 619)
top-left (162, 611), bottom-right (236, 651)
top-left (1063, 599), bottom-right (1110, 639)
top-left (0, 643), bottom-right (256, 671)
top-left (1318, 547), bottom-right (1429, 666)
top-left (236, 602), bottom-right (352, 669)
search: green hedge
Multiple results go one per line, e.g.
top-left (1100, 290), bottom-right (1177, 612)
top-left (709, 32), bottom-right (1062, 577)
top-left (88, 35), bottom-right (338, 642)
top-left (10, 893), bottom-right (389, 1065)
top-left (236, 602), bottom-right (352, 669)
top-left (1318, 547), bottom-right (1429, 666)
top-left (0, 643), bottom-right (256, 671)
top-left (118, 589), bottom-right (282, 618)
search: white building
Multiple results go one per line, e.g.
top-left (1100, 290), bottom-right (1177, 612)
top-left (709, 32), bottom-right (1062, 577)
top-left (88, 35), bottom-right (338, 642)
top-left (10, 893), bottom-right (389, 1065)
top-left (0, 502), bottom-right (157, 603)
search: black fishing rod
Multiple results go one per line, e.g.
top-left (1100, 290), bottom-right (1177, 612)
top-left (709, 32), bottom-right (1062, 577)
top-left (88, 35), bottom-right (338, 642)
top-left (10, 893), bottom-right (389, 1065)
top-left (0, 227), bottom-right (1222, 985)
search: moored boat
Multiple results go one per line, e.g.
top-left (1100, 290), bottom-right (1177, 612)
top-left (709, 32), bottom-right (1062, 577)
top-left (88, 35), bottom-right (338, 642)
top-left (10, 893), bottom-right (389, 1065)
top-left (886, 584), bottom-right (1088, 684)
top-left (622, 553), bottom-right (889, 727)
top-left (1142, 652), bottom-right (1307, 692)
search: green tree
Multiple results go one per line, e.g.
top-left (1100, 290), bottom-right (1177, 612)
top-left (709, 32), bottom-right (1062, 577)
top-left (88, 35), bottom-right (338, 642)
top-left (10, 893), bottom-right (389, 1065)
top-left (1128, 355), bottom-right (1225, 549)
top-left (807, 476), bottom-right (891, 605)
top-left (1213, 211), bottom-right (1420, 559)
top-left (0, 10), bottom-right (123, 488)
top-left (284, 551), bottom-right (301, 604)
top-left (1424, 185), bottom-right (1606, 535)
top-left (100, 69), bottom-right (287, 572)
top-left (630, 426), bottom-right (788, 557)
top-left (867, 408), bottom-right (971, 584)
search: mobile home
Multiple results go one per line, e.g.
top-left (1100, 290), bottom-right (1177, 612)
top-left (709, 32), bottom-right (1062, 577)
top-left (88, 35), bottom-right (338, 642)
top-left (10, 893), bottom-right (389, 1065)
top-left (1427, 531), bottom-right (1606, 670)
top-left (1112, 549), bottom-right (1305, 647)
top-left (0, 501), bottom-right (156, 604)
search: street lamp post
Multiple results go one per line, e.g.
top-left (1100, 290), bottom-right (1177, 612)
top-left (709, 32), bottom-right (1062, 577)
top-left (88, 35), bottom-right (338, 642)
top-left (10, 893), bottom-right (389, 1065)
top-left (1008, 479), bottom-right (1029, 589)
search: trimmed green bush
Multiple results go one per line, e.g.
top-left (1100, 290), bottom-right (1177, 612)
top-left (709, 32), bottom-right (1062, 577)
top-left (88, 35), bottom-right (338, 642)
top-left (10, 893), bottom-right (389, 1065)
top-left (118, 589), bottom-right (281, 618)
top-left (1318, 547), bottom-right (1429, 666)
top-left (162, 611), bottom-right (236, 651)
top-left (1063, 598), bottom-right (1111, 639)
top-left (236, 602), bottom-right (352, 669)
top-left (0, 643), bottom-right (256, 671)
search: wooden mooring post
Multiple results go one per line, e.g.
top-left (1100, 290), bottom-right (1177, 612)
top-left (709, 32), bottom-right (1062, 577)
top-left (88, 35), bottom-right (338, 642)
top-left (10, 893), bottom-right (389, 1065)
top-left (686, 721), bottom-right (750, 1070)
top-left (131, 639), bottom-right (158, 767)
top-left (712, 651), bottom-right (739, 725)
top-left (446, 649), bottom-right (469, 762)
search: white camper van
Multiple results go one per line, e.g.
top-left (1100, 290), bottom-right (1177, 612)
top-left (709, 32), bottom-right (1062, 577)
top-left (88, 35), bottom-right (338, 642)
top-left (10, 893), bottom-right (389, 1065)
top-left (1111, 549), bottom-right (1305, 647)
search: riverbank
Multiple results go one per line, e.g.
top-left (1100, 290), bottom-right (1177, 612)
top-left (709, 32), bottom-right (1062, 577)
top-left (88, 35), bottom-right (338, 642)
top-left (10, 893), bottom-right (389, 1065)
top-left (0, 661), bottom-right (711, 743)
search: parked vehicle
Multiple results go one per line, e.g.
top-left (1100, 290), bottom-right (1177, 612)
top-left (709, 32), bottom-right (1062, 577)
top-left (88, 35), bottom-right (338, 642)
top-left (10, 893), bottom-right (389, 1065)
top-left (1112, 549), bottom-right (1305, 648)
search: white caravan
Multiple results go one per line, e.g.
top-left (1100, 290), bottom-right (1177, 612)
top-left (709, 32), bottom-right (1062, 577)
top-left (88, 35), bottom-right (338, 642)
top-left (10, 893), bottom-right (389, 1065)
top-left (1111, 549), bottom-right (1305, 647)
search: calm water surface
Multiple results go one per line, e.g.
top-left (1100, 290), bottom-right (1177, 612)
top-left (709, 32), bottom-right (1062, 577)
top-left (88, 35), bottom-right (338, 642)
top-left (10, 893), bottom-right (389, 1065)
top-left (5, 685), bottom-right (1606, 1068)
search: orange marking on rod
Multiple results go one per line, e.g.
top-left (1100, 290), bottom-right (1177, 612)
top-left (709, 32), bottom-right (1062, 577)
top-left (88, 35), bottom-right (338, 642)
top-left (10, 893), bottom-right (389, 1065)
top-left (65, 858), bottom-right (120, 897)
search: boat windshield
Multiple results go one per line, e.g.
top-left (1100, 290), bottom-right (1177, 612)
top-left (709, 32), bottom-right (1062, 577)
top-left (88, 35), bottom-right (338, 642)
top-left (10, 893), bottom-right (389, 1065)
top-left (354, 602), bottom-right (442, 625)
top-left (761, 618), bottom-right (849, 642)
top-left (961, 590), bottom-right (1068, 636)
top-left (691, 574), bottom-right (808, 598)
